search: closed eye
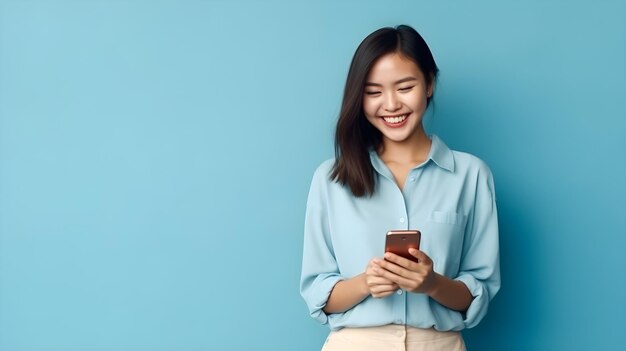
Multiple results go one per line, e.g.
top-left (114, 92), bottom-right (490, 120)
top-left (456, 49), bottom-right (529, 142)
top-left (399, 86), bottom-right (415, 92)
top-left (365, 91), bottom-right (381, 95)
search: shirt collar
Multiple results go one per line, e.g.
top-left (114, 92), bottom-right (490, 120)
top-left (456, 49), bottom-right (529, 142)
top-left (369, 134), bottom-right (455, 176)
top-left (429, 135), bottom-right (455, 172)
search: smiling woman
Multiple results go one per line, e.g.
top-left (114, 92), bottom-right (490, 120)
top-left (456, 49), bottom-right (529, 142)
top-left (363, 53), bottom-right (432, 189)
top-left (300, 25), bottom-right (500, 351)
top-left (364, 54), bottom-right (430, 141)
top-left (330, 25), bottom-right (439, 197)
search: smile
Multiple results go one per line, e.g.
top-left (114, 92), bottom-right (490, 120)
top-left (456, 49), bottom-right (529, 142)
top-left (380, 113), bottom-right (409, 127)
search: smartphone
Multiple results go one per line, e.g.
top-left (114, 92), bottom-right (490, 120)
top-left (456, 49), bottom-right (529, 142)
top-left (385, 230), bottom-right (421, 262)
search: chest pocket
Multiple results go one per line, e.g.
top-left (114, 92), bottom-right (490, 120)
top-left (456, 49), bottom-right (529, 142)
top-left (429, 211), bottom-right (467, 226)
top-left (421, 211), bottom-right (467, 277)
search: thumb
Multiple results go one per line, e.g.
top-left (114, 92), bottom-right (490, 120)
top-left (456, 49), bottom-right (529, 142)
top-left (408, 248), bottom-right (428, 263)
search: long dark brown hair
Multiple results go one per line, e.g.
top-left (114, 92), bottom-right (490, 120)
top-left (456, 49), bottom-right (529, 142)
top-left (330, 25), bottom-right (439, 197)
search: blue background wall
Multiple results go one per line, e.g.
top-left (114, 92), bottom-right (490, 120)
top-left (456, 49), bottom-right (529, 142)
top-left (1, 0), bottom-right (625, 350)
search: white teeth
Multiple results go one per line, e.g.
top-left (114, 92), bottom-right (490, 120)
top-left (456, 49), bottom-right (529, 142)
top-left (383, 114), bottom-right (408, 124)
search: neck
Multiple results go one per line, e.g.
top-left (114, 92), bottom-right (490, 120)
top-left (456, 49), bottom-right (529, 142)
top-left (378, 127), bottom-right (432, 165)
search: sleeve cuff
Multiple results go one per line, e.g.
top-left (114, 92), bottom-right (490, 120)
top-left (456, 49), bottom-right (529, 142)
top-left (455, 274), bottom-right (489, 328)
top-left (305, 274), bottom-right (344, 325)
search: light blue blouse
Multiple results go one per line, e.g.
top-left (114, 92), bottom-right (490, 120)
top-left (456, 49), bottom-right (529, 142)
top-left (300, 135), bottom-right (500, 331)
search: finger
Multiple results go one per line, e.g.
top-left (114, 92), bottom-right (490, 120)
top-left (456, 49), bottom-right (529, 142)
top-left (367, 259), bottom-right (383, 271)
top-left (377, 263), bottom-right (424, 290)
top-left (408, 249), bottom-right (432, 265)
top-left (372, 289), bottom-right (396, 298)
top-left (383, 271), bottom-right (424, 292)
top-left (375, 264), bottom-right (422, 289)
top-left (367, 262), bottom-right (391, 278)
top-left (384, 252), bottom-right (416, 269)
top-left (371, 258), bottom-right (385, 267)
top-left (372, 290), bottom-right (396, 298)
top-left (380, 253), bottom-right (419, 275)
top-left (367, 275), bottom-right (396, 286)
top-left (366, 270), bottom-right (397, 285)
top-left (370, 283), bottom-right (398, 293)
top-left (370, 284), bottom-right (399, 298)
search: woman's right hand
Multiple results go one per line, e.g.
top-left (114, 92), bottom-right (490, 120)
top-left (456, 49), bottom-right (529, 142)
top-left (365, 258), bottom-right (399, 298)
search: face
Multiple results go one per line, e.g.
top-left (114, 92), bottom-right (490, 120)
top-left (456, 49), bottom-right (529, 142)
top-left (363, 53), bottom-right (431, 145)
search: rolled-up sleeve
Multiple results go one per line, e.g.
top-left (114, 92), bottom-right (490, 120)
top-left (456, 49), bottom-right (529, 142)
top-left (299, 163), bottom-right (343, 325)
top-left (454, 164), bottom-right (501, 328)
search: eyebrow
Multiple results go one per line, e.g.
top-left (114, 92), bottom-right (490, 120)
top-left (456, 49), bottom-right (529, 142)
top-left (365, 76), bottom-right (418, 87)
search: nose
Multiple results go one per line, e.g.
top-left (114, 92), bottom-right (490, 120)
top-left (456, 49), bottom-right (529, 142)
top-left (383, 92), bottom-right (401, 112)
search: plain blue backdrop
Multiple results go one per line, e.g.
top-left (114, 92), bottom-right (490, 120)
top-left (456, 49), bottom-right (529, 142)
top-left (1, 0), bottom-right (625, 350)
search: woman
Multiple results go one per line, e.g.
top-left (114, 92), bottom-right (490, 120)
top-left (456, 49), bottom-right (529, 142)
top-left (300, 25), bottom-right (500, 351)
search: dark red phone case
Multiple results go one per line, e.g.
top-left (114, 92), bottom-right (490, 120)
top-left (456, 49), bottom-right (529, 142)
top-left (385, 230), bottom-right (421, 262)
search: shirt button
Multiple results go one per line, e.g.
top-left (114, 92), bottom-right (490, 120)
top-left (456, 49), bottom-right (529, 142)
top-left (396, 289), bottom-right (403, 295)
top-left (409, 177), bottom-right (415, 182)
top-left (399, 217), bottom-right (405, 223)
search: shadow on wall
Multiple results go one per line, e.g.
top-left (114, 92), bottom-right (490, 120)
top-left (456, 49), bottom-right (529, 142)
top-left (434, 80), bottom-right (548, 350)
top-left (463, 197), bottom-right (546, 351)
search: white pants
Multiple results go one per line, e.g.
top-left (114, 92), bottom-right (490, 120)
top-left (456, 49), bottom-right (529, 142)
top-left (321, 325), bottom-right (466, 351)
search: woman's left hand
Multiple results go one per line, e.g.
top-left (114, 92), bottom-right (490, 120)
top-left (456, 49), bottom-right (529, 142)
top-left (371, 248), bottom-right (440, 295)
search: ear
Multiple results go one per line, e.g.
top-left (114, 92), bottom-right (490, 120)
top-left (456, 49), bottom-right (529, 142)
top-left (426, 74), bottom-right (436, 98)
